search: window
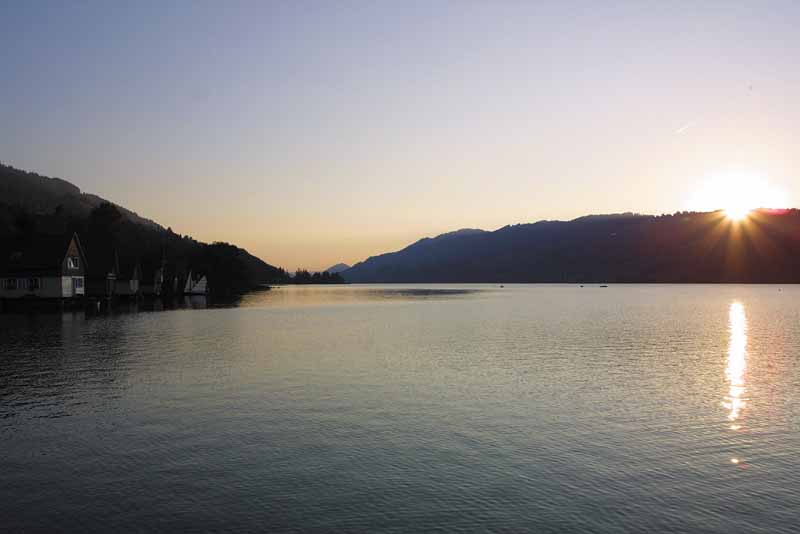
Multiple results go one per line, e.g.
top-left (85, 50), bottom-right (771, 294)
top-left (72, 277), bottom-right (84, 289)
top-left (27, 278), bottom-right (40, 290)
top-left (3, 278), bottom-right (17, 290)
top-left (67, 256), bottom-right (80, 269)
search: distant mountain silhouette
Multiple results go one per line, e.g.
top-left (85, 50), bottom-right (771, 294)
top-left (0, 162), bottom-right (288, 293)
top-left (343, 211), bottom-right (800, 283)
top-left (325, 263), bottom-right (351, 274)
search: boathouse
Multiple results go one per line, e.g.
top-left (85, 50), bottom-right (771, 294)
top-left (0, 233), bottom-right (87, 299)
top-left (140, 256), bottom-right (166, 296)
top-left (116, 258), bottom-right (142, 298)
top-left (86, 247), bottom-right (119, 299)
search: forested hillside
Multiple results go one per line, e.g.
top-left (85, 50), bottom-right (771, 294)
top-left (343, 210), bottom-right (800, 283)
top-left (0, 163), bottom-right (289, 294)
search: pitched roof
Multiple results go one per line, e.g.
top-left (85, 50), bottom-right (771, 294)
top-left (0, 233), bottom-right (78, 275)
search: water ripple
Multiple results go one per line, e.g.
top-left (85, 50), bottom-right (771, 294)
top-left (1, 285), bottom-right (800, 532)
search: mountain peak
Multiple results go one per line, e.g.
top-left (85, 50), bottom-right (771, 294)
top-left (325, 263), bottom-right (350, 274)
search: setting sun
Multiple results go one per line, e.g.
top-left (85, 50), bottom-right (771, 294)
top-left (725, 206), bottom-right (751, 221)
top-left (688, 171), bottom-right (789, 221)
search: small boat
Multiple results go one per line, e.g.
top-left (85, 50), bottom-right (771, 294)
top-left (183, 271), bottom-right (209, 295)
top-left (600, 285), bottom-right (608, 288)
top-left (183, 270), bottom-right (193, 294)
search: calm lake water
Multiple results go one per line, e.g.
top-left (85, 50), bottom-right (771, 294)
top-left (2, 285), bottom-right (800, 533)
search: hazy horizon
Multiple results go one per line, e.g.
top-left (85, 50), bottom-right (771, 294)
top-left (3, 1), bottom-right (800, 270)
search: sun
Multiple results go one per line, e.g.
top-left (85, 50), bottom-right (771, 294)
top-left (688, 171), bottom-right (788, 221)
top-left (725, 205), bottom-right (751, 221)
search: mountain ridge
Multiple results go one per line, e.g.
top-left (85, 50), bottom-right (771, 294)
top-left (324, 263), bottom-right (351, 274)
top-left (0, 163), bottom-right (162, 230)
top-left (343, 210), bottom-right (800, 283)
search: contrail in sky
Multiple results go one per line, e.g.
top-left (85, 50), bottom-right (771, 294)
top-left (675, 121), bottom-right (694, 134)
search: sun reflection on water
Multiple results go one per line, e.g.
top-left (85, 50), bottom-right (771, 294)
top-left (724, 302), bottom-right (747, 422)
top-left (724, 301), bottom-right (748, 465)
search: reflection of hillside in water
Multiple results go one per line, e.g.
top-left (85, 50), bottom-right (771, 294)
top-left (83, 295), bottom-right (233, 315)
top-left (0, 312), bottom-right (128, 420)
top-left (237, 286), bottom-right (483, 308)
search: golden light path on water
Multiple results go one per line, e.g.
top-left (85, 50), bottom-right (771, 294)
top-left (724, 301), bottom-right (747, 465)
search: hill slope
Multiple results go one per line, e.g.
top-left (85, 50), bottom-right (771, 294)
top-left (0, 163), bottom-right (287, 293)
top-left (343, 211), bottom-right (800, 283)
top-left (0, 163), bottom-right (161, 229)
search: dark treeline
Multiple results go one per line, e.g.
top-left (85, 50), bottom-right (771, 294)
top-left (343, 210), bottom-right (800, 283)
top-left (292, 269), bottom-right (345, 284)
top-left (1, 201), bottom-right (291, 294)
top-left (1, 163), bottom-right (290, 294)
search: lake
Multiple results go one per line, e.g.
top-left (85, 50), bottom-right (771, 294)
top-left (2, 285), bottom-right (799, 533)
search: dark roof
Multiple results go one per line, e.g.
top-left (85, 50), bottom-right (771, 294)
top-left (0, 233), bottom-right (77, 275)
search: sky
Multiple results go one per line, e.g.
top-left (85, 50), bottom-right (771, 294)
top-left (2, 1), bottom-right (800, 270)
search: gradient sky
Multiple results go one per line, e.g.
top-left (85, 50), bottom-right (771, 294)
top-left (2, 1), bottom-right (800, 270)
